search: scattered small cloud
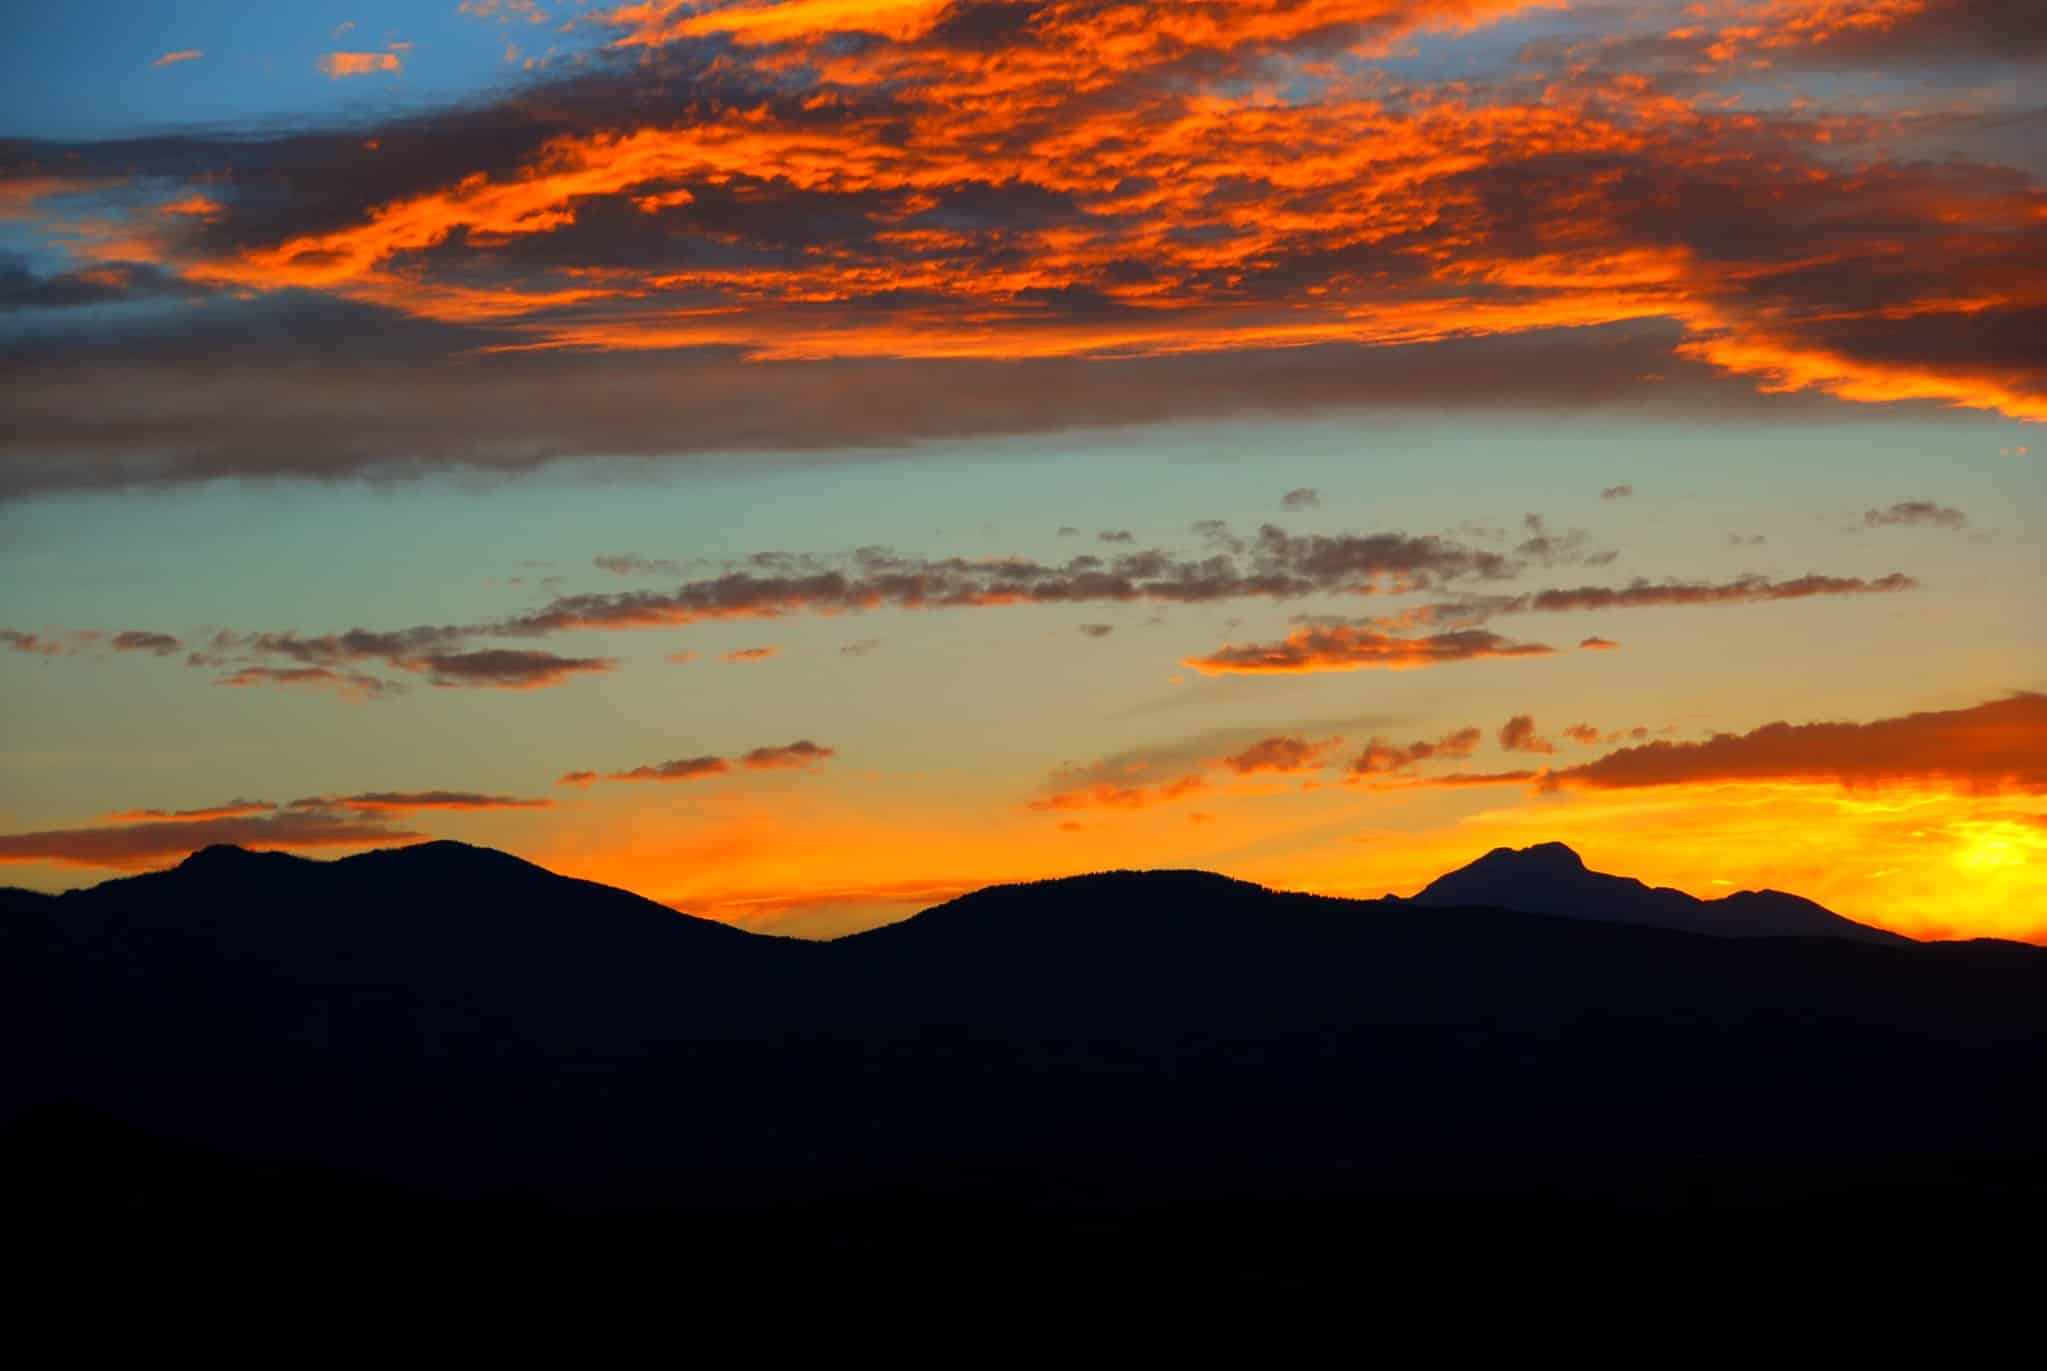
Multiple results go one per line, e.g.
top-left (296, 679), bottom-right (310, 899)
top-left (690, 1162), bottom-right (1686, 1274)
top-left (1030, 774), bottom-right (1204, 813)
top-left (1, 629), bottom-right (64, 656)
top-left (1499, 714), bottom-right (1555, 755)
top-left (1280, 488), bottom-right (1323, 510)
top-left (152, 50), bottom-right (203, 68)
top-left (723, 646), bottom-right (780, 663)
top-left (1078, 623), bottom-right (1115, 638)
top-left (1348, 725), bottom-right (1482, 775)
top-left (1098, 529), bottom-right (1135, 544)
top-left (741, 740), bottom-right (835, 771)
top-left (1863, 501), bottom-right (1967, 530)
top-left (405, 649), bottom-right (614, 690)
top-left (1219, 735), bottom-right (1340, 775)
top-left (1580, 636), bottom-right (1620, 650)
top-left (110, 630), bottom-right (182, 656)
top-left (607, 756), bottom-right (731, 783)
top-left (215, 666), bottom-right (396, 700)
top-left (318, 51), bottom-right (403, 78)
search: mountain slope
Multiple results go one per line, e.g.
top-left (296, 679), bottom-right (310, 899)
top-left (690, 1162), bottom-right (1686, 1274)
top-left (6, 842), bottom-right (2041, 1215)
top-left (1409, 841), bottom-right (1911, 943)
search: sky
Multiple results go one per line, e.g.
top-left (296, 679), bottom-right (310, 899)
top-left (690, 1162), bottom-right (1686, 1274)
top-left (2, 0), bottom-right (2043, 940)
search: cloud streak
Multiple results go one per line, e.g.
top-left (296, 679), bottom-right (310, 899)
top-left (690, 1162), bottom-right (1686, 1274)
top-left (1184, 626), bottom-right (1558, 675)
top-left (1550, 693), bottom-right (2047, 794)
top-left (0, 812), bottom-right (421, 870)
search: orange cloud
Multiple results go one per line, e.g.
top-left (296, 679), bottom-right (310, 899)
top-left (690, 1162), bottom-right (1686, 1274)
top-left (1029, 774), bottom-right (1205, 812)
top-left (318, 51), bottom-right (403, 78)
top-left (723, 646), bottom-right (780, 663)
top-left (1552, 693), bottom-right (2047, 794)
top-left (1579, 637), bottom-right (1621, 651)
top-left (152, 50), bottom-right (203, 67)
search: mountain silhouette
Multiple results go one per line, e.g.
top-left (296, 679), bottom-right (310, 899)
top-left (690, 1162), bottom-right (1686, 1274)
top-left (7, 840), bottom-right (2044, 1281)
top-left (1410, 841), bottom-right (1911, 943)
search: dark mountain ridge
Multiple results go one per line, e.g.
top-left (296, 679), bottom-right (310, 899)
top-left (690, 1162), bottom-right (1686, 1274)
top-left (5, 839), bottom-right (2042, 1234)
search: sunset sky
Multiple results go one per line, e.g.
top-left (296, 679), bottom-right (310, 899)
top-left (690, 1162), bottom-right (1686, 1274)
top-left (2, 0), bottom-right (2042, 940)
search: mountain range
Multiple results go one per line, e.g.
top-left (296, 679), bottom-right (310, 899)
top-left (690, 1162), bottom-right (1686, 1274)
top-left (5, 837), bottom-right (2042, 1289)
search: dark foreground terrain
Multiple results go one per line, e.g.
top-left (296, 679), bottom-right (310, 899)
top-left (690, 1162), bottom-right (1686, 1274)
top-left (6, 840), bottom-right (2043, 1305)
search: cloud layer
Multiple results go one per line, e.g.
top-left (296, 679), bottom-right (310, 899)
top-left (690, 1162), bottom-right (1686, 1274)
top-left (2, 0), bottom-right (2040, 494)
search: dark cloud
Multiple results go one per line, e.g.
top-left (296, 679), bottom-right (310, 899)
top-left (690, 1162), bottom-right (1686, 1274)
top-left (1398, 572), bottom-right (1917, 628)
top-left (1499, 714), bottom-right (1555, 755)
top-left (1078, 623), bottom-right (1115, 637)
top-left (104, 799), bottom-right (273, 822)
top-left (1280, 488), bottom-right (1323, 510)
top-left (214, 665), bottom-right (398, 700)
top-left (1600, 485), bottom-right (1633, 500)
top-left (1, 629), bottom-right (64, 655)
top-left (1219, 735), bottom-right (1339, 774)
top-left (596, 554), bottom-right (685, 577)
top-left (607, 756), bottom-right (732, 783)
top-left (1099, 530), bottom-right (1136, 544)
top-left (0, 811), bottom-right (420, 870)
top-left (109, 630), bottom-right (183, 656)
top-left (288, 791), bottom-right (552, 813)
top-left (0, 0), bottom-right (2035, 503)
top-left (1550, 693), bottom-right (2047, 794)
top-left (1864, 501), bottom-right (1967, 530)
top-left (403, 649), bottom-right (617, 689)
top-left (1184, 626), bottom-right (1558, 675)
top-left (740, 740), bottom-right (836, 771)
top-left (1348, 725), bottom-right (1483, 775)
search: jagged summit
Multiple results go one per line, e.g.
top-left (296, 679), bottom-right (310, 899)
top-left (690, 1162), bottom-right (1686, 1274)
top-left (1412, 842), bottom-right (1909, 944)
top-left (1465, 842), bottom-right (1589, 874)
top-left (175, 844), bottom-right (314, 874)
